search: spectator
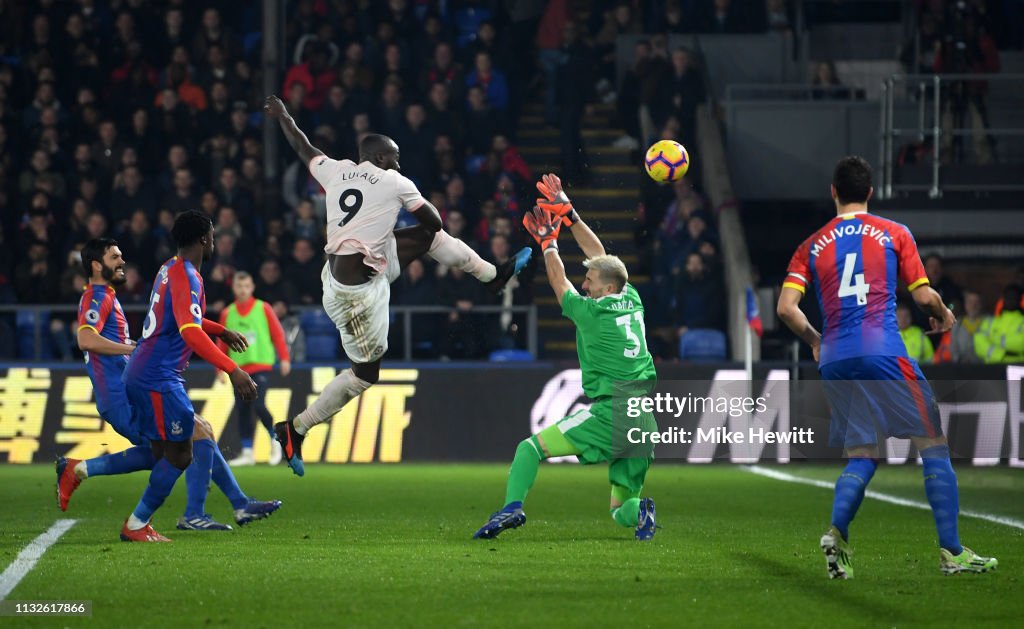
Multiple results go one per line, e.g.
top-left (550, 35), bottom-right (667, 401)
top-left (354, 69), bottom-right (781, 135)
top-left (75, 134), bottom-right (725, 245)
top-left (158, 144), bottom-right (190, 195)
top-left (215, 206), bottom-right (245, 242)
top-left (282, 43), bottom-right (334, 112)
top-left (555, 21), bottom-right (592, 182)
top-left (673, 252), bottom-right (726, 340)
top-left (897, 302), bottom-right (934, 363)
top-left (912, 253), bottom-right (963, 331)
top-left (975, 285), bottom-right (1024, 363)
top-left (595, 3), bottom-right (643, 88)
top-left (766, 0), bottom-right (793, 33)
top-left (377, 78), bottom-right (406, 138)
top-left (215, 166), bottom-right (255, 222)
top-left (466, 51), bottom-right (510, 115)
top-left (810, 61), bottom-right (850, 100)
top-left (439, 265), bottom-right (486, 359)
top-left (161, 167), bottom-right (200, 214)
top-left (289, 200), bottom-right (322, 247)
top-left (392, 258), bottom-right (439, 358)
top-left (537, 0), bottom-right (570, 125)
top-left (949, 290), bottom-right (989, 363)
top-left (668, 47), bottom-right (705, 141)
top-left (465, 86), bottom-right (504, 156)
top-left (19, 149), bottom-right (66, 200)
top-left (698, 0), bottom-right (750, 34)
top-left (257, 259), bottom-right (292, 316)
top-left (426, 82), bottom-right (462, 150)
top-left (397, 103), bottom-right (435, 187)
top-left (118, 210), bottom-right (159, 279)
top-left (421, 42), bottom-right (464, 105)
top-left (15, 242), bottom-right (60, 304)
top-left (934, 10), bottom-right (1000, 164)
top-left (193, 8), bottom-right (239, 63)
top-left (286, 238), bottom-right (323, 306)
top-left (109, 165), bottom-right (157, 227)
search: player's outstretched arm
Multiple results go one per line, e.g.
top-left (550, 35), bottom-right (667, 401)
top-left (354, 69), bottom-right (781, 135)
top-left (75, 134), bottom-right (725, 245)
top-left (536, 173), bottom-right (605, 259)
top-left (523, 207), bottom-right (574, 303)
top-left (776, 286), bottom-right (822, 360)
top-left (264, 95), bottom-right (324, 165)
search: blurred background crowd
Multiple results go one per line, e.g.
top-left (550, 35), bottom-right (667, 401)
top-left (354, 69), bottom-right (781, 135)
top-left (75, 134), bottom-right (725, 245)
top-left (0, 0), bottom-right (1020, 363)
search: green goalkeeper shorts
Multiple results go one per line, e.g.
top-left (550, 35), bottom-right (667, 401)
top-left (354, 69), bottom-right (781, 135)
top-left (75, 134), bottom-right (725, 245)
top-left (556, 399), bottom-right (656, 494)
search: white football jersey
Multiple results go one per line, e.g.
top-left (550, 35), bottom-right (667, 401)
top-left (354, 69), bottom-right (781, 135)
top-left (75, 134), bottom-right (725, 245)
top-left (308, 156), bottom-right (425, 274)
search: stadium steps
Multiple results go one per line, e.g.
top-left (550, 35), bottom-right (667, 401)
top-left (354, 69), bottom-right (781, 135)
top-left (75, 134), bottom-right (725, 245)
top-left (517, 100), bottom-right (644, 359)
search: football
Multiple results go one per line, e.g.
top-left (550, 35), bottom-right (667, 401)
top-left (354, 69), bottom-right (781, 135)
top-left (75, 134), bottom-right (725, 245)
top-left (644, 140), bottom-right (690, 183)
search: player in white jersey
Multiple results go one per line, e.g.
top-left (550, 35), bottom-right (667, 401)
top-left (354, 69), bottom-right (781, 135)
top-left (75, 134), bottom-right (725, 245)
top-left (263, 95), bottom-right (532, 475)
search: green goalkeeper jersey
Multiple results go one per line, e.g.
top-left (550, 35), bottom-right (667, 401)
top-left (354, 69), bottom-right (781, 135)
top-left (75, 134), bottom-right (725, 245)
top-left (561, 283), bottom-right (657, 399)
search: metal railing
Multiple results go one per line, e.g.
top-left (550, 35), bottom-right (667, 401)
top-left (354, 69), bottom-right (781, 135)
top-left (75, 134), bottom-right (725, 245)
top-left (878, 73), bottom-right (1024, 199)
top-left (724, 84), bottom-right (866, 101)
top-left (0, 304), bottom-right (538, 362)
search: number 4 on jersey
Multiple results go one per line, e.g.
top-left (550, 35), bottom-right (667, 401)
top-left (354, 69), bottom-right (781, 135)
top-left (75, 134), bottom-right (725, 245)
top-left (838, 252), bottom-right (869, 306)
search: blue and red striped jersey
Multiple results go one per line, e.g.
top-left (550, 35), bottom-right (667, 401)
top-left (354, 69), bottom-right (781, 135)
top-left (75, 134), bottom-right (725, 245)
top-left (125, 256), bottom-right (206, 391)
top-left (784, 212), bottom-right (929, 366)
top-left (77, 284), bottom-right (130, 413)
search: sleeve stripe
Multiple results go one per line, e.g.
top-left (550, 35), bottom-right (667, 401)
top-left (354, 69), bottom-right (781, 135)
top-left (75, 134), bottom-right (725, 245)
top-left (406, 199), bottom-right (425, 212)
top-left (179, 323), bottom-right (202, 332)
top-left (787, 272), bottom-right (807, 283)
top-left (78, 324), bottom-right (99, 333)
top-left (782, 282), bottom-right (806, 294)
top-left (907, 277), bottom-right (930, 291)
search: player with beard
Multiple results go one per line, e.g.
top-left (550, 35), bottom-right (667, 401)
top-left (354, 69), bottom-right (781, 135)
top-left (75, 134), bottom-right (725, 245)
top-left (58, 236), bottom-right (282, 535)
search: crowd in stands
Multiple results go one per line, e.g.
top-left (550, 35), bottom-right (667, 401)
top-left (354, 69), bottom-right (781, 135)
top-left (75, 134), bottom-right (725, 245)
top-left (0, 0), bottom-right (552, 360)
top-left (896, 256), bottom-right (1024, 365)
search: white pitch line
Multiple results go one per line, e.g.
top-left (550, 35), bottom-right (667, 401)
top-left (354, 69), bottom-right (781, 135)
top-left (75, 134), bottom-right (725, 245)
top-left (0, 519), bottom-right (77, 600)
top-left (745, 465), bottom-right (1024, 531)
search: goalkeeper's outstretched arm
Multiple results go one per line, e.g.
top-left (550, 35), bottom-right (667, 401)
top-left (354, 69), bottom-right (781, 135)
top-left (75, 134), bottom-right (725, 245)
top-left (543, 248), bottom-right (575, 305)
top-left (567, 218), bottom-right (605, 259)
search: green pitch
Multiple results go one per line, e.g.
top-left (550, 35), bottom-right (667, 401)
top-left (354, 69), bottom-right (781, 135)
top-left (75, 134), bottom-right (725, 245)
top-left (1, 464), bottom-right (1021, 628)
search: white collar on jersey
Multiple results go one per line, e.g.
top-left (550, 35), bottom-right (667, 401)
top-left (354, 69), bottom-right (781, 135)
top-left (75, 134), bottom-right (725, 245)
top-left (837, 210), bottom-right (868, 219)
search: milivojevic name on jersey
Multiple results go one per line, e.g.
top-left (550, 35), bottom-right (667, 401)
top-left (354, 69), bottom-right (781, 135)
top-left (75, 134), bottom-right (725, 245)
top-left (810, 221), bottom-right (892, 257)
top-left (339, 170), bottom-right (381, 185)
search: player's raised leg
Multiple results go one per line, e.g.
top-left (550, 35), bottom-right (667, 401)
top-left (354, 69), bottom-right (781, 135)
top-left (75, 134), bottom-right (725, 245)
top-left (393, 224), bottom-right (532, 293)
top-left (57, 447), bottom-right (154, 512)
top-left (474, 424), bottom-right (581, 539)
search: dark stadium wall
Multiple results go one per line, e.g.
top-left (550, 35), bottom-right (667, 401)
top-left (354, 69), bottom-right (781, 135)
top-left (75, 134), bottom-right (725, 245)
top-left (0, 365), bottom-right (1021, 465)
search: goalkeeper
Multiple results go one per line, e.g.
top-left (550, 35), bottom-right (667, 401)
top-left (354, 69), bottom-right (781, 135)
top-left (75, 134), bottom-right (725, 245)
top-left (474, 174), bottom-right (659, 541)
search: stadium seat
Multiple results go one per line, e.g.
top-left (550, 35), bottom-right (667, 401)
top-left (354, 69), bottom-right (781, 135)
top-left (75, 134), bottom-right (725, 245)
top-left (454, 7), bottom-right (492, 48)
top-left (678, 329), bottom-right (727, 362)
top-left (488, 349), bottom-right (534, 362)
top-left (299, 310), bottom-right (339, 361)
top-left (16, 310), bottom-right (52, 360)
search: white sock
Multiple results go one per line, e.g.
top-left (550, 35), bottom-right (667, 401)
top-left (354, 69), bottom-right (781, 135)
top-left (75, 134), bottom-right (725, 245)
top-left (126, 513), bottom-right (148, 531)
top-left (292, 369), bottom-right (373, 435)
top-left (428, 230), bottom-right (496, 282)
top-left (74, 460), bottom-right (88, 480)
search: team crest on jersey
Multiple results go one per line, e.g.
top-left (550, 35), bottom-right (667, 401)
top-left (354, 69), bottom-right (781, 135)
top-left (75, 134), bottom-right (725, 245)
top-left (190, 303), bottom-right (202, 319)
top-left (170, 421), bottom-right (183, 436)
top-left (85, 309), bottom-right (100, 324)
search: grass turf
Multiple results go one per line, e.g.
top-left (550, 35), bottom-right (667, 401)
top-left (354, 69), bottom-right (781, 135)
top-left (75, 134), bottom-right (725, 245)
top-left (1, 463), bottom-right (1021, 628)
